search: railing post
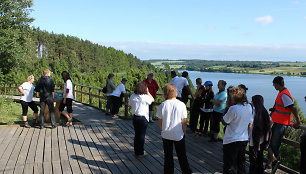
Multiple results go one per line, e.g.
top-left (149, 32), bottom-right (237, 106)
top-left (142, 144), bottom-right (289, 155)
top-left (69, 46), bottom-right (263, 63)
top-left (99, 89), bottom-right (102, 109)
top-left (89, 88), bottom-right (93, 105)
top-left (81, 86), bottom-right (85, 103)
top-left (15, 84), bottom-right (19, 95)
top-left (124, 93), bottom-right (129, 118)
top-left (74, 85), bottom-right (77, 101)
top-left (9, 84), bottom-right (12, 95)
top-left (4, 83), bottom-right (6, 95)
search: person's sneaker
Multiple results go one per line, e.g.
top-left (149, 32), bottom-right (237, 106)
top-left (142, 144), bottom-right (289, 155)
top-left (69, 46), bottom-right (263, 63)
top-left (24, 121), bottom-right (31, 128)
top-left (112, 115), bottom-right (119, 119)
top-left (136, 152), bottom-right (147, 158)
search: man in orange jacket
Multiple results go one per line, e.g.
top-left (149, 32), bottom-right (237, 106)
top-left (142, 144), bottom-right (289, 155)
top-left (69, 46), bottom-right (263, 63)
top-left (266, 76), bottom-right (300, 174)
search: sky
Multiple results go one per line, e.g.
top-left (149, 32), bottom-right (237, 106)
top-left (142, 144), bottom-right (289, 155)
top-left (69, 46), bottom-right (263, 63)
top-left (31, 0), bottom-right (306, 61)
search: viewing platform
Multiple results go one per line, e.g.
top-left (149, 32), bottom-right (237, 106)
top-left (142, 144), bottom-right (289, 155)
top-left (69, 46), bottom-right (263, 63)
top-left (0, 102), bottom-right (290, 174)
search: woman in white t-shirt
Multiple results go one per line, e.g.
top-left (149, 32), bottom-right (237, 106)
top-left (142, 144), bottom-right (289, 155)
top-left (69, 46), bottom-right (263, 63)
top-left (58, 71), bottom-right (74, 126)
top-left (156, 84), bottom-right (193, 174)
top-left (18, 75), bottom-right (39, 128)
top-left (222, 87), bottom-right (253, 174)
top-left (129, 81), bottom-right (154, 157)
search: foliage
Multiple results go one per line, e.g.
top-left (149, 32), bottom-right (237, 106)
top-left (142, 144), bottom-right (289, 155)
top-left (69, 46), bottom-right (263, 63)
top-left (0, 97), bottom-right (24, 124)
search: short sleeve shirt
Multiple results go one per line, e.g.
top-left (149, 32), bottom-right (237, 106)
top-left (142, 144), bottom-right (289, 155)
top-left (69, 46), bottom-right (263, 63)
top-left (170, 76), bottom-right (189, 98)
top-left (110, 83), bottom-right (126, 97)
top-left (281, 94), bottom-right (294, 107)
top-left (128, 94), bottom-right (154, 121)
top-left (20, 82), bottom-right (35, 102)
top-left (213, 91), bottom-right (227, 114)
top-left (64, 79), bottom-right (74, 99)
top-left (156, 99), bottom-right (187, 141)
top-left (223, 104), bottom-right (254, 144)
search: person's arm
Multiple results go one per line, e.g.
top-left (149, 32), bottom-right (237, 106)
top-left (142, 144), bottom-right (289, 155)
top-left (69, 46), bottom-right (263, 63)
top-left (110, 81), bottom-right (116, 90)
top-left (155, 80), bottom-right (159, 91)
top-left (181, 118), bottom-right (187, 134)
top-left (291, 106), bottom-right (300, 129)
top-left (63, 83), bottom-right (69, 104)
top-left (186, 85), bottom-right (194, 98)
top-left (146, 88), bottom-right (155, 102)
top-left (158, 119), bottom-right (162, 129)
top-left (248, 123), bottom-right (253, 137)
top-left (18, 85), bottom-right (25, 96)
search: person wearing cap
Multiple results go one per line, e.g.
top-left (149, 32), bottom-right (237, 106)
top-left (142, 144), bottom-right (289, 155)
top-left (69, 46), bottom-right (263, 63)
top-left (198, 81), bottom-right (214, 136)
top-left (143, 72), bottom-right (159, 123)
top-left (109, 78), bottom-right (128, 119)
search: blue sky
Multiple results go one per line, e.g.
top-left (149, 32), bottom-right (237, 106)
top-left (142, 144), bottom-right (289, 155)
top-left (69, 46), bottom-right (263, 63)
top-left (31, 0), bottom-right (306, 61)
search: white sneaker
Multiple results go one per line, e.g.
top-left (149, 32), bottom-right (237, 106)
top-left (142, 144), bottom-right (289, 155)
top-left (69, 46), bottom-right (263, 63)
top-left (112, 115), bottom-right (119, 119)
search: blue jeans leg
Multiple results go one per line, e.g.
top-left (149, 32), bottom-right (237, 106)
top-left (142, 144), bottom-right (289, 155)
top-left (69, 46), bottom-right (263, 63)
top-left (270, 123), bottom-right (287, 158)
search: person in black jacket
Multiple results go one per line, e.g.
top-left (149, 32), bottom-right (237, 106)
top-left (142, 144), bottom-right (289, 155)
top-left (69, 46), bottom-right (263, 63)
top-left (198, 81), bottom-right (214, 136)
top-left (35, 69), bottom-right (56, 129)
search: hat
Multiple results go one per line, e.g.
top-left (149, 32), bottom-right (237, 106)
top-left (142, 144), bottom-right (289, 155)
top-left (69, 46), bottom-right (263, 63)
top-left (204, 81), bottom-right (213, 86)
top-left (122, 78), bottom-right (127, 81)
top-left (148, 72), bottom-right (154, 76)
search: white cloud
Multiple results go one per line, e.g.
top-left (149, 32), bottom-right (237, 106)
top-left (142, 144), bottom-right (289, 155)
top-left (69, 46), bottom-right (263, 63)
top-left (255, 15), bottom-right (273, 25)
top-left (96, 41), bottom-right (306, 61)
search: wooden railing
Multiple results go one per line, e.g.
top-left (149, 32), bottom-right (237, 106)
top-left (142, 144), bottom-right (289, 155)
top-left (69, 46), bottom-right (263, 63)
top-left (0, 83), bottom-right (305, 173)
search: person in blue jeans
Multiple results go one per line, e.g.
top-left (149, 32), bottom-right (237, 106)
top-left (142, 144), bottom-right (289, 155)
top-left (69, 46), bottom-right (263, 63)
top-left (129, 81), bottom-right (154, 157)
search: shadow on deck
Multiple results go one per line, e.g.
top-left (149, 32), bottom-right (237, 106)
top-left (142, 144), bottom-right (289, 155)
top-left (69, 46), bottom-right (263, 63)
top-left (0, 102), bottom-right (288, 174)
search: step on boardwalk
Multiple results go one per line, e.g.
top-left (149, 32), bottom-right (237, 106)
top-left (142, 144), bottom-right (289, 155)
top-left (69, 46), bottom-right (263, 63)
top-left (0, 103), bottom-right (288, 174)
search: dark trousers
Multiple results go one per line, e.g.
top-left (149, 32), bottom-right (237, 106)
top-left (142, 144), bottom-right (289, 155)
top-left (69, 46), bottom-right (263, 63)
top-left (249, 145), bottom-right (265, 174)
top-left (162, 137), bottom-right (192, 174)
top-left (190, 100), bottom-right (201, 132)
top-left (39, 97), bottom-right (56, 125)
top-left (223, 141), bottom-right (248, 174)
top-left (301, 131), bottom-right (306, 174)
top-left (110, 96), bottom-right (122, 115)
top-left (270, 123), bottom-right (287, 158)
top-left (199, 111), bottom-right (212, 134)
top-left (211, 111), bottom-right (223, 133)
top-left (106, 96), bottom-right (112, 111)
top-left (133, 115), bottom-right (148, 155)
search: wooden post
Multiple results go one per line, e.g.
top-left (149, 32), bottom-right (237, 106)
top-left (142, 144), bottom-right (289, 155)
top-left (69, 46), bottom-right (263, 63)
top-left (99, 89), bottom-right (102, 109)
top-left (74, 85), bottom-right (77, 102)
top-left (9, 84), bottom-right (12, 95)
top-left (89, 88), bottom-right (93, 105)
top-left (124, 93), bottom-right (129, 118)
top-left (15, 84), bottom-right (18, 95)
top-left (81, 86), bottom-right (85, 103)
top-left (4, 84), bottom-right (6, 95)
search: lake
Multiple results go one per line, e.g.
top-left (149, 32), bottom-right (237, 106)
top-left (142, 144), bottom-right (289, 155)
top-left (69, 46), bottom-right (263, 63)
top-left (185, 71), bottom-right (306, 116)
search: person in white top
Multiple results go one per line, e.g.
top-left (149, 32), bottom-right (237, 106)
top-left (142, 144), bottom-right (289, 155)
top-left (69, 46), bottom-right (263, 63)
top-left (222, 86), bottom-right (253, 174)
top-left (109, 78), bottom-right (127, 119)
top-left (18, 75), bottom-right (39, 128)
top-left (129, 81), bottom-right (154, 157)
top-left (156, 83), bottom-right (193, 174)
top-left (58, 71), bottom-right (74, 126)
top-left (169, 71), bottom-right (193, 101)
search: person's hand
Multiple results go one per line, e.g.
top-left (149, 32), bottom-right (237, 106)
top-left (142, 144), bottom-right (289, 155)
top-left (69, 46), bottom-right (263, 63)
top-left (63, 98), bottom-right (66, 104)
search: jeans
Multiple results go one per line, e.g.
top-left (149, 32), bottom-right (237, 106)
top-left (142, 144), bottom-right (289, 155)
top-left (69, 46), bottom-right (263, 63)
top-left (223, 141), bottom-right (248, 174)
top-left (270, 123), bottom-right (287, 158)
top-left (190, 100), bottom-right (201, 132)
top-left (199, 111), bottom-right (212, 134)
top-left (211, 111), bottom-right (223, 133)
top-left (133, 115), bottom-right (148, 155)
top-left (162, 136), bottom-right (192, 174)
top-left (39, 97), bottom-right (56, 125)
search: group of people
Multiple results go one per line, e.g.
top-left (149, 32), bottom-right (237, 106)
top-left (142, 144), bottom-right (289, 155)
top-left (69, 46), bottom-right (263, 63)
top-left (18, 69), bottom-right (74, 129)
top-left (126, 71), bottom-right (302, 174)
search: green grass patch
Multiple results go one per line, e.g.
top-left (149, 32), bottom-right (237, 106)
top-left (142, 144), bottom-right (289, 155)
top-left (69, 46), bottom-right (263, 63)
top-left (0, 97), bottom-right (27, 125)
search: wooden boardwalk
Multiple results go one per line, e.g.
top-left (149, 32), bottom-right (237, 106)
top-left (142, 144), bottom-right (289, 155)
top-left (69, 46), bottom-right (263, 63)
top-left (0, 102), bottom-right (288, 174)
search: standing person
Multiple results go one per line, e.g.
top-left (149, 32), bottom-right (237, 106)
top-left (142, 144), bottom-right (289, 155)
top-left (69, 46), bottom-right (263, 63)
top-left (210, 80), bottom-right (227, 142)
top-left (189, 78), bottom-right (205, 133)
top-left (266, 76), bottom-right (300, 173)
top-left (222, 87), bottom-right (253, 174)
top-left (109, 78), bottom-right (127, 119)
top-left (181, 71), bottom-right (192, 104)
top-left (249, 95), bottom-right (272, 174)
top-left (129, 82), bottom-right (154, 157)
top-left (106, 73), bottom-right (116, 114)
top-left (156, 84), bottom-right (193, 174)
top-left (35, 69), bottom-right (56, 129)
top-left (198, 81), bottom-right (214, 136)
top-left (170, 71), bottom-right (193, 102)
top-left (18, 75), bottom-right (39, 128)
top-left (58, 71), bottom-right (74, 126)
top-left (143, 72), bottom-right (159, 123)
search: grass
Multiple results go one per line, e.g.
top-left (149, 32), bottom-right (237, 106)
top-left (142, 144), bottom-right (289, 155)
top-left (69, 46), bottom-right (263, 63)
top-left (0, 97), bottom-right (27, 125)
